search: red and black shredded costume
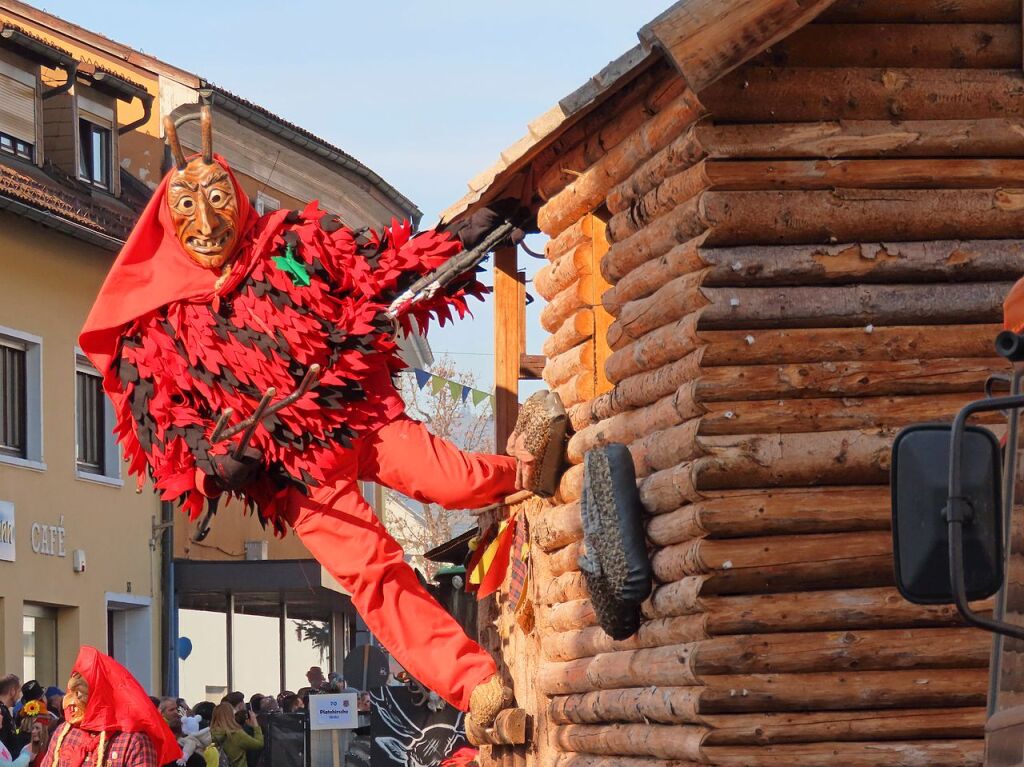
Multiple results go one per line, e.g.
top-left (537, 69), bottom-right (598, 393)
top-left (80, 159), bottom-right (516, 710)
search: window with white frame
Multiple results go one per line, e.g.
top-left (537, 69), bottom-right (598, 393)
top-left (255, 190), bottom-right (280, 216)
top-left (0, 327), bottom-right (42, 469)
top-left (0, 55), bottom-right (38, 163)
top-left (77, 91), bottom-right (115, 191)
top-left (0, 339), bottom-right (26, 457)
top-left (75, 353), bottom-right (119, 483)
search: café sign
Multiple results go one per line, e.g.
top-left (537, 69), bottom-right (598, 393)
top-left (31, 515), bottom-right (65, 557)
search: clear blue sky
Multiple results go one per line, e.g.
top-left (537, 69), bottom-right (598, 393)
top-left (39, 0), bottom-right (670, 388)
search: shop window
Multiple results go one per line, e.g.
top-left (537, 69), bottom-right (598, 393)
top-left (0, 57), bottom-right (38, 163)
top-left (78, 119), bottom-right (111, 190)
top-left (23, 604), bottom-right (57, 685)
top-left (75, 354), bottom-right (119, 484)
top-left (0, 328), bottom-right (42, 469)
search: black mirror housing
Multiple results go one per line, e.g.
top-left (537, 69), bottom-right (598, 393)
top-left (891, 423), bottom-right (1004, 605)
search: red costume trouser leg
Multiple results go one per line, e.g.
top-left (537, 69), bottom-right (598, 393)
top-left (284, 416), bottom-right (516, 711)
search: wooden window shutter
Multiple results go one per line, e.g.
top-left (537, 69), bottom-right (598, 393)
top-left (0, 72), bottom-right (35, 143)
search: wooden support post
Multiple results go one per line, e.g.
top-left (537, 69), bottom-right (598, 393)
top-left (495, 246), bottom-right (522, 452)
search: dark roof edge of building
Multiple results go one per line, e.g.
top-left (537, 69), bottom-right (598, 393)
top-left (202, 83), bottom-right (423, 228)
top-left (0, 193), bottom-right (123, 250)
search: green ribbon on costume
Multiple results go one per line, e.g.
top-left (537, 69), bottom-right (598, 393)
top-left (272, 243), bottom-right (311, 287)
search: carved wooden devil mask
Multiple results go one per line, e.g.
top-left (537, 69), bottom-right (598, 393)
top-left (163, 106), bottom-right (240, 270)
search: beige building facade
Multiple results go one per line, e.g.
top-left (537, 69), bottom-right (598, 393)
top-left (0, 0), bottom-right (423, 695)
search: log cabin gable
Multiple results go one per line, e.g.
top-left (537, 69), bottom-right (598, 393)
top-left (453, 2), bottom-right (1024, 765)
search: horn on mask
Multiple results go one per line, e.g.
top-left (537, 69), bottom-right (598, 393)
top-left (201, 104), bottom-right (213, 164)
top-left (163, 115), bottom-right (187, 170)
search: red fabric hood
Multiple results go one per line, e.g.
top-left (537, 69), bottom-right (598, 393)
top-left (79, 155), bottom-right (272, 378)
top-left (72, 646), bottom-right (180, 764)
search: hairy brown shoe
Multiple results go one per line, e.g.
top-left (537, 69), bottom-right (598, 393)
top-left (507, 390), bottom-right (567, 498)
top-left (468, 674), bottom-right (513, 727)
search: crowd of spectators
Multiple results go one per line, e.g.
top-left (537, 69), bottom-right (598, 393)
top-left (0, 665), bottom-right (363, 767)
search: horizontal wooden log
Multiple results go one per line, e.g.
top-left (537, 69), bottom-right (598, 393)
top-left (556, 708), bottom-right (984, 750)
top-left (467, 708), bottom-right (529, 746)
top-left (701, 239), bottom-right (1024, 288)
top-left (541, 277), bottom-right (595, 334)
top-left (608, 271), bottom-right (709, 347)
top-left (550, 723), bottom-right (706, 761)
top-left (594, 350), bottom-right (704, 420)
top-left (604, 316), bottom-right (996, 386)
top-left (544, 309), bottom-right (595, 360)
top-left (607, 125), bottom-right (707, 215)
top-left (551, 672), bottom-right (988, 725)
top-left (697, 118), bottom-right (1024, 161)
top-left (707, 157), bottom-right (1024, 192)
top-left (536, 72), bottom-right (690, 202)
top-left (602, 236), bottom-right (705, 312)
top-left (699, 392), bottom-right (997, 436)
top-left (540, 571), bottom-right (589, 606)
top-left (606, 237), bottom-right (1024, 319)
top-left (652, 530), bottom-right (893, 583)
top-left (534, 501), bottom-right (582, 553)
top-left (609, 158), bottom-right (1024, 247)
top-left (549, 756), bottom-right (699, 767)
top-left (699, 282), bottom-right (1007, 331)
top-left (695, 358), bottom-right (997, 402)
top-left (637, 430), bottom-right (901, 516)
top-left (702, 67), bottom-right (1024, 123)
top-left (554, 371), bottom-right (596, 409)
top-left (545, 587), bottom-right (984, 661)
top-left (608, 116), bottom-right (1024, 222)
top-left (702, 189), bottom-right (1024, 247)
top-left (546, 216), bottom-right (593, 261)
top-left (538, 628), bottom-right (989, 695)
top-left (536, 243), bottom-right (591, 301)
top-left (759, 23), bottom-right (1019, 69)
top-left (544, 341), bottom-right (595, 388)
top-left (818, 0), bottom-right (1017, 23)
top-left (568, 380), bottom-right (703, 465)
top-left (646, 486), bottom-right (891, 541)
top-left (542, 615), bottom-right (709, 662)
top-left (602, 203), bottom-right (708, 284)
top-left (701, 668), bottom-right (989, 714)
top-left (703, 741), bottom-right (983, 767)
top-left (608, 161), bottom-right (711, 243)
top-left (538, 90), bottom-right (704, 236)
top-left (707, 707), bottom-right (984, 744)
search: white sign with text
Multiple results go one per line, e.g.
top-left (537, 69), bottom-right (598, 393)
top-left (308, 693), bottom-right (359, 730)
top-left (0, 501), bottom-right (14, 562)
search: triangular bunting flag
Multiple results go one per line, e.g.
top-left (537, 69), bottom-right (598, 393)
top-left (448, 380), bottom-right (462, 399)
top-left (460, 386), bottom-right (471, 404)
top-left (471, 389), bottom-right (488, 406)
top-left (431, 375), bottom-right (446, 395)
top-left (414, 369), bottom-right (431, 390)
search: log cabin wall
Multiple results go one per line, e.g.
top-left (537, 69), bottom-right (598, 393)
top-left (481, 2), bottom-right (1024, 766)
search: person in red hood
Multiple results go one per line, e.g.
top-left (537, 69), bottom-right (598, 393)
top-left (78, 107), bottom-right (536, 726)
top-left (40, 647), bottom-right (179, 767)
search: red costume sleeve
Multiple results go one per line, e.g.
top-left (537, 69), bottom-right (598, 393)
top-left (356, 416), bottom-right (516, 509)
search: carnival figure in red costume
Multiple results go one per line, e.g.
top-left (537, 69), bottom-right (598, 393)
top-left (41, 647), bottom-right (179, 767)
top-left (79, 107), bottom-right (533, 725)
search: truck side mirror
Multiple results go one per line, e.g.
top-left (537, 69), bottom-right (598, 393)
top-left (891, 423), bottom-right (1003, 605)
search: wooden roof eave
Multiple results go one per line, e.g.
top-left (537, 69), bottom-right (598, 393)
top-left (440, 0), bottom-right (843, 227)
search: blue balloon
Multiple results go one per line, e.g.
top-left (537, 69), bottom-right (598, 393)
top-left (177, 637), bottom-right (193, 661)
